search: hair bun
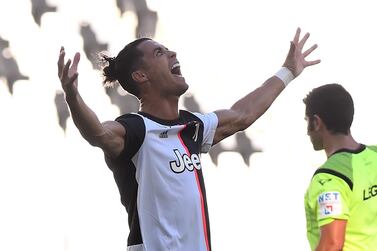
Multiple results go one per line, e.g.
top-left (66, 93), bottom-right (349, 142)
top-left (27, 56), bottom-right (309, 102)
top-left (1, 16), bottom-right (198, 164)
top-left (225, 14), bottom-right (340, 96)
top-left (101, 54), bottom-right (118, 86)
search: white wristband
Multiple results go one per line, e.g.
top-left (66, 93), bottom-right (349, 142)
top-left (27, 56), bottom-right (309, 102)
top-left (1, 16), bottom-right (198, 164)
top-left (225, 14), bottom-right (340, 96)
top-left (274, 67), bottom-right (295, 87)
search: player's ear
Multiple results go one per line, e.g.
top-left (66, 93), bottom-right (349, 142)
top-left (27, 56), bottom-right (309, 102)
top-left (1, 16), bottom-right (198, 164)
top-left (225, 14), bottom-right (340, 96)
top-left (131, 70), bottom-right (148, 83)
top-left (312, 115), bottom-right (323, 131)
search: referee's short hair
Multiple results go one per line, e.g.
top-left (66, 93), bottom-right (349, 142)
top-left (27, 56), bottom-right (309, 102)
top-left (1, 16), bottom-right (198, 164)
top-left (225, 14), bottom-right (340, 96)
top-left (303, 83), bottom-right (354, 135)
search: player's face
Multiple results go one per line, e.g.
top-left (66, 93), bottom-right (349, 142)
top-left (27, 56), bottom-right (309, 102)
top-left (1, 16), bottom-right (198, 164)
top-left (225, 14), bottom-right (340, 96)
top-left (306, 116), bottom-right (324, 151)
top-left (137, 40), bottom-right (188, 96)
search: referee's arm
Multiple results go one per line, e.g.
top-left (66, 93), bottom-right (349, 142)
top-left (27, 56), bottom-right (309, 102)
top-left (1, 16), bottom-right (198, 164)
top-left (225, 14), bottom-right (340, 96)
top-left (315, 220), bottom-right (347, 251)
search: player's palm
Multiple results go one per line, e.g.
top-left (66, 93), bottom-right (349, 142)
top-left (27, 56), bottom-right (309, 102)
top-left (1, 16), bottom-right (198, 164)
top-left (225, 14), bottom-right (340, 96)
top-left (283, 28), bottom-right (320, 77)
top-left (58, 47), bottom-right (80, 98)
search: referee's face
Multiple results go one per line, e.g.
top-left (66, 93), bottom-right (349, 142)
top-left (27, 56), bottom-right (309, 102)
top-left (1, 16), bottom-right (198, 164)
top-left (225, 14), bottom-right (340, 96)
top-left (306, 116), bottom-right (323, 151)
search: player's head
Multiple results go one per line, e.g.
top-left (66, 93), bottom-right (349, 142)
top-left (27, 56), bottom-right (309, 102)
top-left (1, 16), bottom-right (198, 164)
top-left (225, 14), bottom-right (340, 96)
top-left (102, 38), bottom-right (188, 99)
top-left (102, 38), bottom-right (151, 98)
top-left (303, 83), bottom-right (354, 150)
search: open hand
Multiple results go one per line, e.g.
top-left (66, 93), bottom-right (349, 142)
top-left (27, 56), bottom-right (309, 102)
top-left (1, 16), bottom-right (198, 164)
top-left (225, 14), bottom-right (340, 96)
top-left (57, 47), bottom-right (80, 98)
top-left (283, 28), bottom-right (321, 77)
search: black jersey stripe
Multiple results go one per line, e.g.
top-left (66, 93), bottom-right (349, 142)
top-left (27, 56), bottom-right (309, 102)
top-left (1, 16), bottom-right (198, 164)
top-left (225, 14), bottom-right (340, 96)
top-left (194, 168), bottom-right (211, 251)
top-left (177, 123), bottom-right (211, 251)
top-left (194, 169), bottom-right (211, 251)
top-left (314, 168), bottom-right (353, 190)
top-left (106, 113), bottom-right (145, 246)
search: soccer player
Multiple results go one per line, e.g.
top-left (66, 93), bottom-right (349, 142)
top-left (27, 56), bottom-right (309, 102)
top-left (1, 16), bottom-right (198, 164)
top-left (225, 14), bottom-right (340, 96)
top-left (303, 84), bottom-right (377, 251)
top-left (58, 28), bottom-right (319, 251)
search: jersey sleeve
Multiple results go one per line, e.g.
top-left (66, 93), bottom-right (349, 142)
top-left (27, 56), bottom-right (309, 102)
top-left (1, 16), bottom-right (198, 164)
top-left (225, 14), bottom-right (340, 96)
top-left (308, 172), bottom-right (352, 227)
top-left (193, 112), bottom-right (218, 153)
top-left (114, 113), bottom-right (145, 159)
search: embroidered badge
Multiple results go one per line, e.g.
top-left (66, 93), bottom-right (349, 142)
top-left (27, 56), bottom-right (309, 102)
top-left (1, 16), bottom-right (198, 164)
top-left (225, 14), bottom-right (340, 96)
top-left (317, 191), bottom-right (342, 218)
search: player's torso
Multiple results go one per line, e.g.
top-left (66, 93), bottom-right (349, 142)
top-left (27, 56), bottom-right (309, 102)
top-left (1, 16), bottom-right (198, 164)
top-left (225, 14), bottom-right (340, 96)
top-left (132, 114), bottom-right (209, 251)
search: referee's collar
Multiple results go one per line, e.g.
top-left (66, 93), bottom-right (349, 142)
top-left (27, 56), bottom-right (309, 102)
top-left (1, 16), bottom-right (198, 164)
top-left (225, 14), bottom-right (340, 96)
top-left (330, 144), bottom-right (366, 157)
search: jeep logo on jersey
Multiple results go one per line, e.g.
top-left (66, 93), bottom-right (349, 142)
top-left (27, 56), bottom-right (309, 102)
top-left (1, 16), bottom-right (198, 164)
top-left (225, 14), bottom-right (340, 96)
top-left (363, 184), bottom-right (377, 201)
top-left (169, 149), bottom-right (202, 173)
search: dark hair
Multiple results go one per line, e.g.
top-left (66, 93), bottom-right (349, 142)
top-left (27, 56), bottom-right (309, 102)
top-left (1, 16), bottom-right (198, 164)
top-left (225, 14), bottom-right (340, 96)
top-left (101, 38), bottom-right (151, 98)
top-left (303, 83), bottom-right (354, 135)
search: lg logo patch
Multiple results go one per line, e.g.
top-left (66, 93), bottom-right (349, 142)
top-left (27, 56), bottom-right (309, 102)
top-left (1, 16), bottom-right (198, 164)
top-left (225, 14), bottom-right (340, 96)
top-left (169, 149), bottom-right (202, 173)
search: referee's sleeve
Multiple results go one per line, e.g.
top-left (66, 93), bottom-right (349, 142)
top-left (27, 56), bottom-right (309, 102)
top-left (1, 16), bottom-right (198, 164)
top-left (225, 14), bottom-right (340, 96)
top-left (310, 173), bottom-right (351, 227)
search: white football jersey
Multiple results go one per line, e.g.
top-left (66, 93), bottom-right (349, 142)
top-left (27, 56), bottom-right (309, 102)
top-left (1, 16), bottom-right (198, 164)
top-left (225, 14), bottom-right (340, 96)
top-left (106, 110), bottom-right (218, 251)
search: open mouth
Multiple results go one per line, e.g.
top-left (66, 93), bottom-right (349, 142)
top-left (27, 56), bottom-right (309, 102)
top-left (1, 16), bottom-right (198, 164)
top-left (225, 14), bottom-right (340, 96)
top-left (171, 62), bottom-right (182, 76)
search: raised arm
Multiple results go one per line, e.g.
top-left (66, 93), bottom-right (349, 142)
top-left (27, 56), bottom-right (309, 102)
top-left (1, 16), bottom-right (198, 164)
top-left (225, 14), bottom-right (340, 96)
top-left (213, 28), bottom-right (320, 144)
top-left (57, 47), bottom-right (125, 158)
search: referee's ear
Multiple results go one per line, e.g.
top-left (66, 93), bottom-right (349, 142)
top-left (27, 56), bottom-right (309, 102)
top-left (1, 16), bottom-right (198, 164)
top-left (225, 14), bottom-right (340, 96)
top-left (312, 115), bottom-right (323, 131)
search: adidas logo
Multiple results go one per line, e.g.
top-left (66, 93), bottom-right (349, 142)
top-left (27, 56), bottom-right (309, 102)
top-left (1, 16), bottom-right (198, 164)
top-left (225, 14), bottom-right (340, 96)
top-left (159, 130), bottom-right (168, 138)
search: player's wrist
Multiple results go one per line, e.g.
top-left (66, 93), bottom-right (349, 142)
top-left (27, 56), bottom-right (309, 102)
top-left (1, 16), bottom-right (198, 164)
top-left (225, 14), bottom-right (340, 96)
top-left (274, 67), bottom-right (295, 87)
top-left (64, 90), bottom-right (79, 104)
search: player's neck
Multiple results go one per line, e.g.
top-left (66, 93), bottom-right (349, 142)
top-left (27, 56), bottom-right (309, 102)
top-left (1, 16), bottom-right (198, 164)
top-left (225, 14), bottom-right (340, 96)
top-left (139, 95), bottom-right (180, 120)
top-left (323, 133), bottom-right (359, 157)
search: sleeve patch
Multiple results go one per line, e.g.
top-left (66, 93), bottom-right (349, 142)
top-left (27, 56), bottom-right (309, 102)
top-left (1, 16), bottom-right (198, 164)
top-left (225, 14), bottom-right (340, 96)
top-left (317, 191), bottom-right (343, 218)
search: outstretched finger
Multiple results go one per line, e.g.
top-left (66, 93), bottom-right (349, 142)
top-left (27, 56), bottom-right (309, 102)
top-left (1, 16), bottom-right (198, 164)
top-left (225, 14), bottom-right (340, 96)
top-left (57, 46), bottom-right (65, 77)
top-left (305, 59), bottom-right (321, 67)
top-left (303, 44), bottom-right (318, 58)
top-left (298, 32), bottom-right (310, 49)
top-left (69, 52), bottom-right (80, 76)
top-left (286, 41), bottom-right (296, 58)
top-left (293, 27), bottom-right (301, 45)
top-left (61, 59), bottom-right (71, 81)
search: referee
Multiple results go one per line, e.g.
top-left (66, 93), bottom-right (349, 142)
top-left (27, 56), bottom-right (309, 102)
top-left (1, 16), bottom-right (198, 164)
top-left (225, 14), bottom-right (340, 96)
top-left (304, 84), bottom-right (377, 250)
